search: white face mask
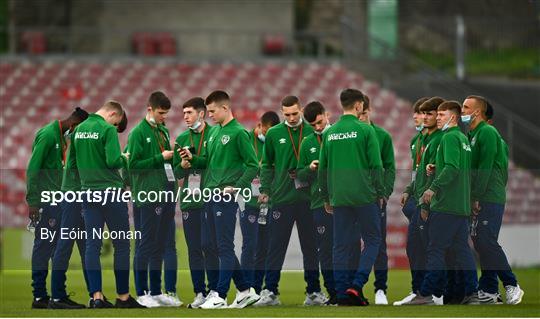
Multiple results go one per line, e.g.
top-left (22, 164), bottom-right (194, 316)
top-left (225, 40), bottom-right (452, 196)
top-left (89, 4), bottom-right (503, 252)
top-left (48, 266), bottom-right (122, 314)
top-left (257, 133), bottom-right (266, 143)
top-left (314, 123), bottom-right (331, 135)
top-left (415, 124), bottom-right (424, 132)
top-left (189, 113), bottom-right (203, 131)
top-left (285, 117), bottom-right (303, 128)
top-left (148, 114), bottom-right (157, 126)
top-left (442, 116), bottom-right (453, 131)
top-left (64, 128), bottom-right (72, 139)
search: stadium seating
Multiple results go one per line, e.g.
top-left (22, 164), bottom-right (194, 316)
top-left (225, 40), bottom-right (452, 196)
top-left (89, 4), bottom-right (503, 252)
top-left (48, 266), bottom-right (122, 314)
top-left (1, 59), bottom-right (539, 228)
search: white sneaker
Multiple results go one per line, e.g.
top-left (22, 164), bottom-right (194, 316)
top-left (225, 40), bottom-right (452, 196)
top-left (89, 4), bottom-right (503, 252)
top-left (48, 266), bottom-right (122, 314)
top-left (200, 291), bottom-right (227, 309)
top-left (228, 288), bottom-right (260, 308)
top-left (303, 291), bottom-right (328, 306)
top-left (136, 292), bottom-right (161, 308)
top-left (505, 285), bottom-right (524, 305)
top-left (433, 295), bottom-right (444, 305)
top-left (188, 292), bottom-right (206, 309)
top-left (253, 289), bottom-right (281, 307)
top-left (152, 292), bottom-right (183, 307)
top-left (393, 292), bottom-right (416, 306)
top-left (375, 289), bottom-right (389, 305)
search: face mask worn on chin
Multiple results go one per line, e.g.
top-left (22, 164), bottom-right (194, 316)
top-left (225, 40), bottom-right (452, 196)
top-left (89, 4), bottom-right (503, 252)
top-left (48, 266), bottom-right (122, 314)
top-left (314, 123), bottom-right (331, 135)
top-left (415, 124), bottom-right (424, 132)
top-left (64, 128), bottom-right (73, 140)
top-left (257, 133), bottom-right (266, 143)
top-left (442, 116), bottom-right (453, 131)
top-left (148, 115), bottom-right (157, 126)
top-left (285, 117), bottom-right (303, 128)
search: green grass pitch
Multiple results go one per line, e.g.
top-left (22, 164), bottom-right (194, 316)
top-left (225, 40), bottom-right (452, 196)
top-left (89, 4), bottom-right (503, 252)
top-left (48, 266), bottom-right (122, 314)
top-left (1, 229), bottom-right (539, 317)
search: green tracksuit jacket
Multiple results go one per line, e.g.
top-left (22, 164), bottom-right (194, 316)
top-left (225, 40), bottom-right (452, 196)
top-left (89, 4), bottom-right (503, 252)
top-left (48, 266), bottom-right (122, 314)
top-left (260, 121), bottom-right (313, 206)
top-left (372, 122), bottom-right (396, 199)
top-left (429, 126), bottom-right (472, 216)
top-left (26, 120), bottom-right (66, 207)
top-left (73, 114), bottom-right (125, 190)
top-left (469, 121), bottom-right (508, 204)
top-left (191, 118), bottom-right (258, 190)
top-left (173, 123), bottom-right (214, 211)
top-left (297, 132), bottom-right (324, 210)
top-left (318, 114), bottom-right (384, 207)
top-left (126, 118), bottom-right (175, 207)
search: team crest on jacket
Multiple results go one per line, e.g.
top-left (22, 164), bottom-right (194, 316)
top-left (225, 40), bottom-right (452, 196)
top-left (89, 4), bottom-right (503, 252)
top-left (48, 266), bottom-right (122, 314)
top-left (310, 147), bottom-right (317, 153)
top-left (182, 212), bottom-right (189, 220)
top-left (221, 135), bottom-right (230, 145)
top-left (216, 211), bottom-right (222, 217)
top-left (317, 226), bottom-right (325, 234)
top-left (146, 137), bottom-right (151, 143)
top-left (155, 206), bottom-right (162, 215)
top-left (279, 138), bottom-right (286, 144)
top-left (272, 211), bottom-right (281, 220)
top-left (48, 218), bottom-right (57, 227)
top-left (248, 215), bottom-right (257, 223)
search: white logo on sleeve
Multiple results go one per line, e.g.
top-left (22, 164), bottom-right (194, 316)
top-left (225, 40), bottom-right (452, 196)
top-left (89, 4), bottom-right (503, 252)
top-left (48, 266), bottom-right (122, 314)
top-left (462, 143), bottom-right (472, 152)
top-left (279, 138), bottom-right (286, 144)
top-left (471, 136), bottom-right (477, 146)
top-left (310, 147), bottom-right (317, 154)
top-left (221, 135), bottom-right (230, 145)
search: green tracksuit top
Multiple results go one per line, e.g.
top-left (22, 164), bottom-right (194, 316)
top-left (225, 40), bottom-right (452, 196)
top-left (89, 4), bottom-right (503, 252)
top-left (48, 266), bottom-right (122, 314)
top-left (73, 114), bottom-right (125, 190)
top-left (26, 120), bottom-right (66, 207)
top-left (61, 140), bottom-right (81, 192)
top-left (413, 129), bottom-right (444, 208)
top-left (191, 118), bottom-right (258, 190)
top-left (405, 131), bottom-right (424, 195)
top-left (468, 121), bottom-right (508, 204)
top-left (429, 126), bottom-right (472, 216)
top-left (318, 114), bottom-right (384, 207)
top-left (173, 123), bottom-right (214, 211)
top-left (126, 118), bottom-right (175, 207)
top-left (297, 132), bottom-right (324, 210)
top-left (246, 129), bottom-right (264, 209)
top-left (260, 121), bottom-right (313, 206)
top-left (372, 122), bottom-right (396, 199)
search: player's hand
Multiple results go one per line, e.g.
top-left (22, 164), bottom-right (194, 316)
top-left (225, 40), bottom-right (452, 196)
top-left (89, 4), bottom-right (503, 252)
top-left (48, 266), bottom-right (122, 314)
top-left (420, 208), bottom-right (429, 222)
top-left (288, 169), bottom-right (297, 179)
top-left (179, 147), bottom-right (193, 160)
top-left (400, 193), bottom-right (409, 207)
top-left (309, 160), bottom-right (319, 171)
top-left (162, 150), bottom-right (174, 160)
top-left (28, 206), bottom-right (40, 222)
top-left (180, 158), bottom-right (191, 169)
top-left (426, 164), bottom-right (436, 176)
top-left (472, 200), bottom-right (481, 216)
top-left (324, 202), bottom-right (334, 214)
top-left (258, 193), bottom-right (269, 204)
top-left (422, 189), bottom-right (435, 204)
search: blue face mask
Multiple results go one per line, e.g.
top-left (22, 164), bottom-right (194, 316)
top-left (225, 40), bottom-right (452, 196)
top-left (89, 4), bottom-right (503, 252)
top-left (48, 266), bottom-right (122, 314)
top-left (415, 124), bottom-right (424, 132)
top-left (461, 112), bottom-right (477, 126)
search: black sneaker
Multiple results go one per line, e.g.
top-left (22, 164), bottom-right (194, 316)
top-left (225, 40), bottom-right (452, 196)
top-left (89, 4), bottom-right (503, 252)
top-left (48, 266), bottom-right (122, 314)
top-left (89, 297), bottom-right (115, 309)
top-left (48, 296), bottom-right (86, 309)
top-left (31, 296), bottom-right (50, 309)
top-left (115, 295), bottom-right (146, 308)
top-left (345, 287), bottom-right (369, 306)
top-left (325, 294), bottom-right (338, 306)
